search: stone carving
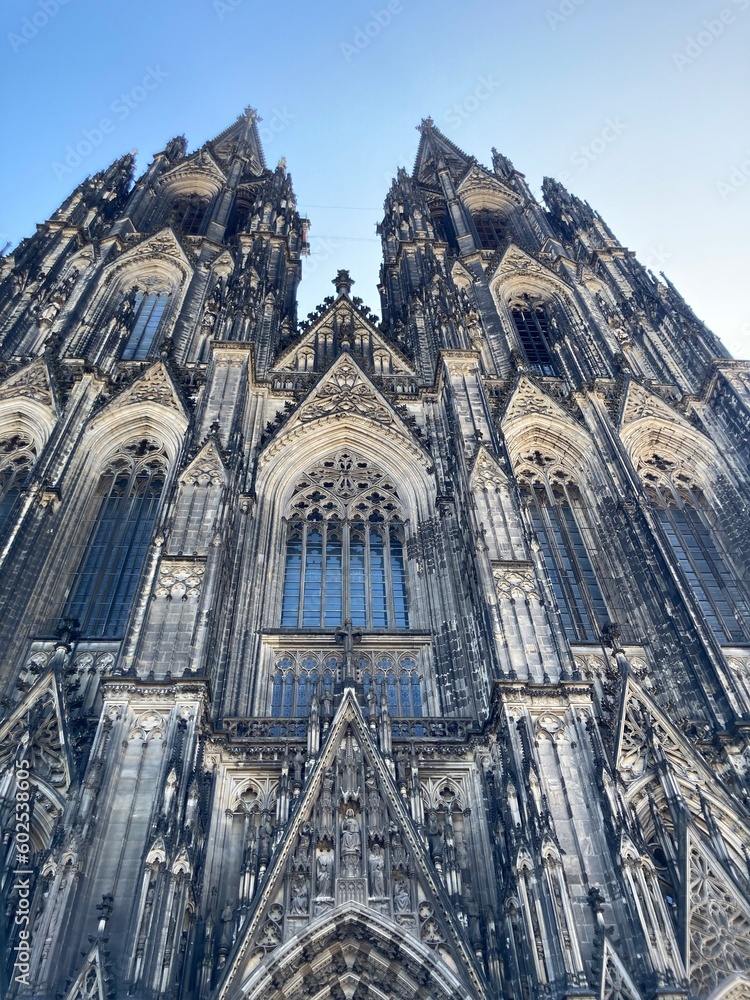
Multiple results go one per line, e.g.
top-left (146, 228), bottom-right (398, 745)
top-left (316, 851), bottom-right (333, 897)
top-left (112, 362), bottom-right (183, 413)
top-left (368, 844), bottom-right (386, 897)
top-left (181, 442), bottom-right (224, 486)
top-left (299, 359), bottom-right (393, 425)
top-left (289, 873), bottom-right (309, 916)
top-left (341, 808), bottom-right (361, 877)
top-left (502, 375), bottom-right (567, 425)
top-left (0, 357), bottom-right (54, 407)
top-left (393, 875), bottom-right (411, 913)
top-left (688, 844), bottom-right (750, 992)
top-left (492, 561), bottom-right (541, 603)
top-left (154, 560), bottom-right (205, 599)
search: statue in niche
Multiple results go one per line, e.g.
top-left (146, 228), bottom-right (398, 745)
top-left (393, 875), bottom-right (410, 913)
top-left (289, 873), bottom-right (309, 915)
top-left (390, 823), bottom-right (407, 870)
top-left (366, 769), bottom-right (383, 834)
top-left (368, 844), bottom-right (385, 897)
top-left (316, 852), bottom-right (333, 897)
top-left (258, 812), bottom-right (273, 863)
top-left (340, 808), bottom-right (361, 877)
top-left (320, 770), bottom-right (335, 838)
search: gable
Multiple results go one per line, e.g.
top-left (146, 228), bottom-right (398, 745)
top-left (216, 690), bottom-right (487, 1000)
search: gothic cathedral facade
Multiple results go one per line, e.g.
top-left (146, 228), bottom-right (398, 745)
top-left (1, 109), bottom-right (750, 1000)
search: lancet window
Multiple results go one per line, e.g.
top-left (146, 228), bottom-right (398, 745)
top-left (472, 210), bottom-right (505, 250)
top-left (122, 292), bottom-right (170, 360)
top-left (171, 194), bottom-right (209, 235)
top-left (280, 452), bottom-right (410, 631)
top-left (65, 441), bottom-right (167, 638)
top-left (0, 435), bottom-right (36, 536)
top-left (641, 455), bottom-right (750, 644)
top-left (518, 453), bottom-right (607, 642)
top-left (511, 296), bottom-right (558, 377)
top-left (360, 653), bottom-right (423, 717)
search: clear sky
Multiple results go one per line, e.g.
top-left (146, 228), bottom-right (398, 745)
top-left (2, 0), bottom-right (749, 357)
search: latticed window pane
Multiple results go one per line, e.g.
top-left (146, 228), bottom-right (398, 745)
top-left (172, 196), bottom-right (208, 235)
top-left (122, 293), bottom-right (169, 361)
top-left (529, 493), bottom-right (604, 642)
top-left (657, 505), bottom-right (749, 643)
top-left (324, 535), bottom-right (343, 627)
top-left (390, 532), bottom-right (409, 628)
top-left (279, 451), bottom-right (410, 631)
top-left (66, 462), bottom-right (164, 638)
top-left (473, 210), bottom-right (504, 250)
top-left (512, 307), bottom-right (557, 377)
top-left (0, 435), bottom-right (35, 539)
top-left (281, 534), bottom-right (302, 626)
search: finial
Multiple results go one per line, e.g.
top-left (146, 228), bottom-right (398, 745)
top-left (418, 116), bottom-right (435, 132)
top-left (333, 270), bottom-right (354, 296)
top-left (243, 106), bottom-right (261, 124)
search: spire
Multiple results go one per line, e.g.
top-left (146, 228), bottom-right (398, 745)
top-left (412, 117), bottom-right (472, 185)
top-left (206, 105), bottom-right (266, 174)
top-left (332, 269), bottom-right (354, 297)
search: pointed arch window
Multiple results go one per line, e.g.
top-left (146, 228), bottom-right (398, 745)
top-left (65, 442), bottom-right (167, 638)
top-left (520, 457), bottom-right (607, 642)
top-left (0, 435), bottom-right (36, 538)
top-left (642, 460), bottom-right (750, 643)
top-left (280, 452), bottom-right (410, 631)
top-left (171, 194), bottom-right (209, 235)
top-left (511, 303), bottom-right (558, 377)
top-left (472, 210), bottom-right (505, 250)
top-left (122, 292), bottom-right (169, 360)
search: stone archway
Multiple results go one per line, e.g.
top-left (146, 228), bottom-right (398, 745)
top-left (230, 903), bottom-right (476, 1000)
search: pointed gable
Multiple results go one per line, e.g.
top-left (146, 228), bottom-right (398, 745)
top-left (111, 225), bottom-right (195, 273)
top-left (260, 353), bottom-right (429, 470)
top-left (491, 243), bottom-right (567, 286)
top-left (470, 445), bottom-right (508, 490)
top-left (104, 361), bottom-right (188, 418)
top-left (599, 941), bottom-right (643, 1000)
top-left (619, 378), bottom-right (690, 430)
top-left (0, 668), bottom-right (73, 797)
top-left (615, 674), bottom-right (719, 791)
top-left (63, 944), bottom-right (110, 1000)
top-left (501, 374), bottom-right (575, 428)
top-left (413, 118), bottom-right (473, 186)
top-left (180, 438), bottom-right (226, 487)
top-left (273, 297), bottom-right (415, 377)
top-left (216, 690), bottom-right (487, 1000)
top-left (0, 356), bottom-right (56, 412)
top-left (207, 106), bottom-right (266, 175)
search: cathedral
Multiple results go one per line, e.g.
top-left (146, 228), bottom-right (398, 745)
top-left (1, 107), bottom-right (750, 1000)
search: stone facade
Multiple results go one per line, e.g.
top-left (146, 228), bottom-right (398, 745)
top-left (0, 109), bottom-right (749, 1000)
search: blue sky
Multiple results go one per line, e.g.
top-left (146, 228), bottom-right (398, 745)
top-left (2, 0), bottom-right (749, 357)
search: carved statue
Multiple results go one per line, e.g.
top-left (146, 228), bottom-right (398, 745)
top-left (366, 769), bottom-right (383, 834)
top-left (316, 852), bottom-right (333, 897)
top-left (340, 808), bottom-right (361, 877)
top-left (368, 844), bottom-right (385, 897)
top-left (320, 770), bottom-right (335, 838)
top-left (393, 876), bottom-right (410, 913)
top-left (289, 874), bottom-right (308, 915)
